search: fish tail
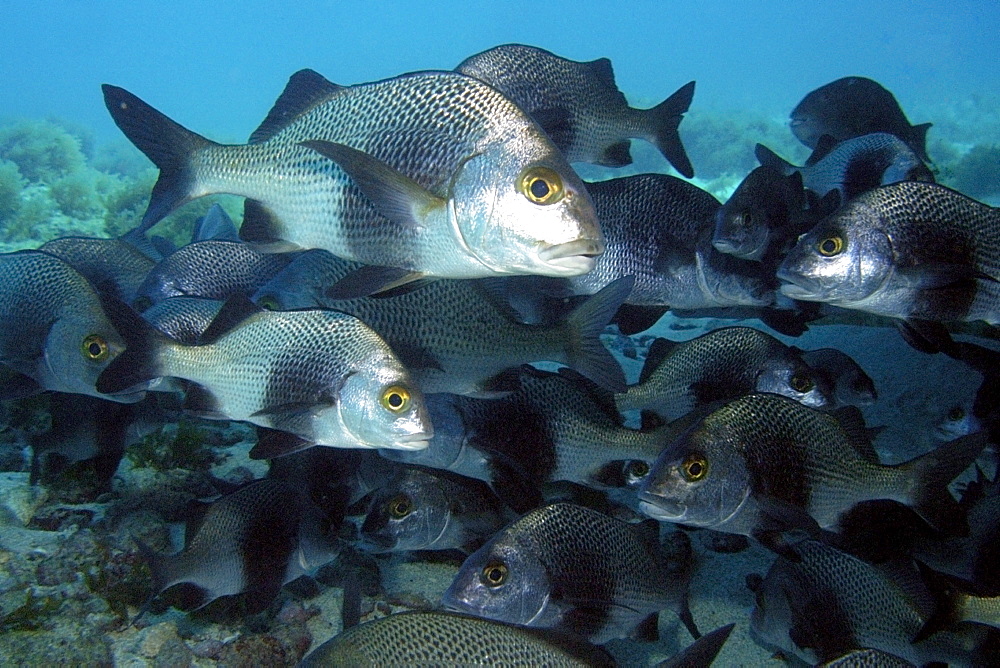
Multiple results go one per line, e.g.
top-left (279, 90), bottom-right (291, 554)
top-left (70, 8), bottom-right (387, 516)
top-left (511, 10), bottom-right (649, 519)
top-left (909, 122), bottom-right (934, 163)
top-left (564, 276), bottom-right (633, 393)
top-left (902, 431), bottom-right (987, 534)
top-left (646, 81), bottom-right (696, 178)
top-left (94, 295), bottom-right (169, 396)
top-left (102, 84), bottom-right (217, 231)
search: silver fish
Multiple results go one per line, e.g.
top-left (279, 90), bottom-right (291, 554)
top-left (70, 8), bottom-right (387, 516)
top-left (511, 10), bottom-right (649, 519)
top-left (103, 69), bottom-right (603, 289)
top-left (778, 181), bottom-right (1000, 324)
top-left (442, 502), bottom-right (699, 643)
top-left (39, 234), bottom-right (156, 303)
top-left (96, 299), bottom-right (431, 452)
top-left (456, 43), bottom-right (695, 176)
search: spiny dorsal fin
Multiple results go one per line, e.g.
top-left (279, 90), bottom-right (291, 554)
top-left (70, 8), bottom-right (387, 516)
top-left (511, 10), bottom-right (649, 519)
top-left (639, 337), bottom-right (678, 384)
top-left (199, 294), bottom-right (264, 345)
top-left (249, 69), bottom-right (344, 143)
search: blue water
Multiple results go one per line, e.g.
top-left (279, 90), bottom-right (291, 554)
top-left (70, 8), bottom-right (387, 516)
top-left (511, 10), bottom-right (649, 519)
top-left (4, 1), bottom-right (998, 143)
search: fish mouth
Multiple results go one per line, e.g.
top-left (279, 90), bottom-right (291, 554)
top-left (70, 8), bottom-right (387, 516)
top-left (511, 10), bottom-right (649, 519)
top-left (537, 239), bottom-right (603, 275)
top-left (391, 434), bottom-right (431, 451)
top-left (775, 266), bottom-right (824, 301)
top-left (638, 496), bottom-right (686, 522)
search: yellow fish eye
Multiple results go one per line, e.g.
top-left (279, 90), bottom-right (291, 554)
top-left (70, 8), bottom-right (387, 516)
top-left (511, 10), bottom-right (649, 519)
top-left (817, 235), bottom-right (844, 257)
top-left (627, 460), bottom-right (650, 478)
top-left (790, 374), bottom-right (814, 393)
top-left (387, 493), bottom-right (413, 519)
top-left (381, 385), bottom-right (411, 413)
top-left (518, 166), bottom-right (564, 205)
top-left (682, 454), bottom-right (708, 482)
top-left (257, 294), bottom-right (280, 310)
top-left (81, 335), bottom-right (109, 362)
top-left (481, 561), bottom-right (508, 587)
top-left (948, 406), bottom-right (965, 421)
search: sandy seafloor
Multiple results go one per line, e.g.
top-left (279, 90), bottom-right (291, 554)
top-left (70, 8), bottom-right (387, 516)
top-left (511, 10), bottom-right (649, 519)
top-left (0, 303), bottom-right (990, 666)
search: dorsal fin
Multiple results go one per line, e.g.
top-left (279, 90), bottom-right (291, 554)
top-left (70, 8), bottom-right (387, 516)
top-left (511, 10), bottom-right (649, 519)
top-left (199, 294), bottom-right (264, 344)
top-left (804, 134), bottom-right (839, 166)
top-left (249, 69), bottom-right (344, 143)
top-left (586, 57), bottom-right (620, 92)
top-left (831, 406), bottom-right (880, 463)
top-left (639, 337), bottom-right (677, 384)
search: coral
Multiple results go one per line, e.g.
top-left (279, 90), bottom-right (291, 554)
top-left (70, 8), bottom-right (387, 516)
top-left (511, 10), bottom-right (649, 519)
top-left (127, 421), bottom-right (219, 472)
top-left (949, 144), bottom-right (1000, 200)
top-left (0, 119), bottom-right (86, 184)
top-left (0, 159), bottom-right (25, 224)
top-left (49, 168), bottom-right (105, 219)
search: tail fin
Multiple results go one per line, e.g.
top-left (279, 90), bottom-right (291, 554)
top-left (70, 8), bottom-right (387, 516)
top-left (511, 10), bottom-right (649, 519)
top-left (909, 122), bottom-right (934, 163)
top-left (564, 276), bottom-right (633, 393)
top-left (647, 81), bottom-right (696, 178)
top-left (902, 431), bottom-right (987, 534)
top-left (102, 84), bottom-right (217, 231)
top-left (95, 295), bottom-right (170, 395)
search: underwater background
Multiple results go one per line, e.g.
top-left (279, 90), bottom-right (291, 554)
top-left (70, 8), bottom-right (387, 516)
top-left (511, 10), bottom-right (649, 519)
top-left (1, 1), bottom-right (1000, 665)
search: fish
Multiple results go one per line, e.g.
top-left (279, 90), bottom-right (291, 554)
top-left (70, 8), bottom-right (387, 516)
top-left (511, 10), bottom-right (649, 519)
top-left (789, 76), bottom-right (933, 163)
top-left (747, 538), bottom-right (989, 665)
top-left (135, 239), bottom-right (298, 306)
top-left (820, 649), bottom-right (916, 667)
top-left (441, 502), bottom-right (699, 643)
top-left (39, 233), bottom-right (157, 303)
top-left (102, 68), bottom-right (603, 292)
top-left (253, 249), bottom-right (631, 395)
top-left (637, 393), bottom-right (985, 537)
top-left (559, 174), bottom-right (773, 311)
top-left (755, 132), bottom-right (934, 202)
top-left (358, 464), bottom-right (511, 554)
top-left (778, 181), bottom-right (1000, 324)
top-left (299, 610), bottom-right (616, 666)
top-left (140, 296), bottom-right (224, 345)
top-left (797, 347), bottom-right (878, 406)
top-left (95, 297), bottom-right (432, 453)
top-left (456, 43), bottom-right (695, 176)
top-left (614, 327), bottom-right (834, 423)
top-left (136, 478), bottom-right (306, 614)
top-left (712, 166), bottom-right (810, 263)
top-left (0, 250), bottom-right (142, 402)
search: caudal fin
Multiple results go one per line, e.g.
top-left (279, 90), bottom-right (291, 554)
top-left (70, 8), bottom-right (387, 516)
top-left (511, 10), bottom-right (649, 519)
top-left (564, 276), bottom-right (633, 393)
top-left (102, 84), bottom-right (217, 231)
top-left (903, 431), bottom-right (988, 534)
top-left (647, 81), bottom-right (696, 178)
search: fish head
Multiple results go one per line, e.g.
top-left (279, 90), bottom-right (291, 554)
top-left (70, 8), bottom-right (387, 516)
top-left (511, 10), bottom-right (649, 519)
top-left (441, 532), bottom-right (557, 627)
top-left (696, 250), bottom-right (774, 307)
top-left (777, 205), bottom-right (894, 307)
top-left (638, 421), bottom-right (751, 528)
top-left (360, 471), bottom-right (450, 552)
top-left (755, 357), bottom-right (834, 409)
top-left (43, 309), bottom-right (140, 401)
top-left (788, 110), bottom-right (824, 149)
top-left (379, 394), bottom-right (468, 469)
top-left (332, 355), bottom-right (433, 451)
top-left (713, 204), bottom-right (771, 261)
top-left (450, 136), bottom-right (604, 277)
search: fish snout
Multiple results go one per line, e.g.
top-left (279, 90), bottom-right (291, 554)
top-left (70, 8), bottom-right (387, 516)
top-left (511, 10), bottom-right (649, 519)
top-left (537, 238), bottom-right (604, 275)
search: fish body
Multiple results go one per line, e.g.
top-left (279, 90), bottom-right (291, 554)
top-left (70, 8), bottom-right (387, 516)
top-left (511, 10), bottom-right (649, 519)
top-left (638, 393), bottom-right (984, 535)
top-left (0, 250), bottom-right (141, 402)
top-left (712, 166), bottom-right (809, 263)
top-left (97, 300), bottom-right (431, 451)
top-left (456, 43), bottom-right (695, 176)
top-left (138, 478), bottom-right (303, 612)
top-left (790, 76), bottom-right (932, 163)
top-left (359, 464), bottom-right (510, 553)
top-left (136, 239), bottom-right (297, 305)
top-left (140, 296), bottom-right (224, 345)
top-left (103, 69), bottom-right (603, 282)
top-left (778, 181), bottom-right (1000, 324)
top-left (615, 327), bottom-right (833, 422)
top-left (254, 249), bottom-right (630, 394)
top-left (798, 347), bottom-right (878, 406)
top-left (567, 174), bottom-right (772, 309)
top-left (300, 610), bottom-right (615, 666)
top-left (442, 502), bottom-right (697, 643)
top-left (39, 235), bottom-right (156, 303)
top-left (749, 538), bottom-right (983, 665)
top-left (755, 133), bottom-right (934, 201)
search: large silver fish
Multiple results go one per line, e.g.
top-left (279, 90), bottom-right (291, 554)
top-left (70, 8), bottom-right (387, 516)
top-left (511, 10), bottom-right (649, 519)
top-left (103, 69), bottom-right (603, 290)
top-left (96, 299), bottom-right (432, 452)
top-left (778, 181), bottom-right (1000, 324)
top-left (638, 393), bottom-right (985, 535)
top-left (0, 250), bottom-right (141, 402)
top-left (456, 43), bottom-right (695, 176)
top-left (442, 502), bottom-right (699, 643)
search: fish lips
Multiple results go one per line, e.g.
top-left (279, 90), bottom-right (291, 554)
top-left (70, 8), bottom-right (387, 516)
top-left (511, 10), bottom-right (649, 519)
top-left (537, 238), bottom-right (604, 276)
top-left (638, 494), bottom-right (687, 522)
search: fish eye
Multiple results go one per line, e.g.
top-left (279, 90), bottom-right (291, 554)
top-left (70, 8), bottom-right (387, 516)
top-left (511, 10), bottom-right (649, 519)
top-left (681, 454), bottom-right (708, 482)
top-left (790, 374), bottom-right (815, 393)
top-left (817, 235), bottom-right (844, 257)
top-left (518, 166), bottom-right (564, 205)
top-left (380, 385), bottom-right (411, 413)
top-left (627, 460), bottom-right (650, 479)
top-left (481, 561), bottom-right (508, 587)
top-left (387, 493), bottom-right (413, 519)
top-left (736, 210), bottom-right (752, 228)
top-left (81, 335), bottom-right (109, 362)
top-left (257, 294), bottom-right (280, 310)
top-left (948, 406), bottom-right (965, 422)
